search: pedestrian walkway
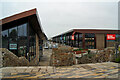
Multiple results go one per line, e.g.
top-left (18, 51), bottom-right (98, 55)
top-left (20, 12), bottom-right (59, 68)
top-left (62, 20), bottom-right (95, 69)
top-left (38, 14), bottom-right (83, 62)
top-left (39, 49), bottom-right (52, 66)
top-left (0, 62), bottom-right (119, 79)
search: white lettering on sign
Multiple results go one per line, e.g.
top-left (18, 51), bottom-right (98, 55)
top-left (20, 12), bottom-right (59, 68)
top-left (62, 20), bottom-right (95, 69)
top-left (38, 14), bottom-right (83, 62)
top-left (107, 34), bottom-right (116, 40)
top-left (9, 44), bottom-right (17, 50)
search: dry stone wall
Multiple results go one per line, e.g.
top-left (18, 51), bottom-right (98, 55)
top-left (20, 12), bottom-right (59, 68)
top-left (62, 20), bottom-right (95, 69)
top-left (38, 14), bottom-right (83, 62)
top-left (50, 46), bottom-right (76, 66)
top-left (1, 48), bottom-right (29, 67)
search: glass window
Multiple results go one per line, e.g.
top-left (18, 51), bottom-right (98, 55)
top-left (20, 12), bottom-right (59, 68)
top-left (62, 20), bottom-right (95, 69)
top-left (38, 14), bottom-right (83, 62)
top-left (9, 27), bottom-right (17, 44)
top-left (18, 36), bottom-right (27, 57)
top-left (18, 23), bottom-right (27, 36)
top-left (78, 34), bottom-right (83, 48)
top-left (18, 23), bottom-right (27, 57)
top-left (2, 23), bottom-right (28, 57)
top-left (2, 30), bottom-right (8, 48)
top-left (85, 33), bottom-right (95, 49)
top-left (28, 25), bottom-right (36, 61)
top-left (9, 27), bottom-right (17, 38)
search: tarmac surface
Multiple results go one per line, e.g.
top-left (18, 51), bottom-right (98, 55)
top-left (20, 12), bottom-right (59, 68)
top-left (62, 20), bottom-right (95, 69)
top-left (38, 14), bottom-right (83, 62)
top-left (0, 62), bottom-right (119, 79)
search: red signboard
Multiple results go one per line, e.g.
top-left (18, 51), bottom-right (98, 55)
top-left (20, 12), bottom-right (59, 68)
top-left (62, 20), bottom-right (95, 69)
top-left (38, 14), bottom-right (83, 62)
top-left (107, 34), bottom-right (116, 40)
top-left (72, 35), bottom-right (74, 40)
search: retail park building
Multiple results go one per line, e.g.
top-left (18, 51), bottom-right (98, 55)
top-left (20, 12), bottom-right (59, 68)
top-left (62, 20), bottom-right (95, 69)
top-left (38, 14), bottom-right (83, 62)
top-left (0, 9), bottom-right (47, 64)
top-left (52, 29), bottom-right (119, 49)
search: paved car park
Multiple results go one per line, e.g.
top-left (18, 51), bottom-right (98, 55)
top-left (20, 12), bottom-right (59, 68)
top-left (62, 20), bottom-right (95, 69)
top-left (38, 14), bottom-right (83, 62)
top-left (0, 62), bottom-right (119, 79)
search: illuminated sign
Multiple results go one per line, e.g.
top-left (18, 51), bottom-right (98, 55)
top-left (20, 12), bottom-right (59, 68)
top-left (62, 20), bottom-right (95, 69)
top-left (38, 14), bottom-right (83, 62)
top-left (107, 34), bottom-right (116, 40)
top-left (72, 35), bottom-right (74, 40)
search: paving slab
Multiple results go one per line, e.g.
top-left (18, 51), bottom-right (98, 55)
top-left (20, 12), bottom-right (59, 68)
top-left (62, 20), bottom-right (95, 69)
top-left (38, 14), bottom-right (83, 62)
top-left (1, 62), bottom-right (119, 79)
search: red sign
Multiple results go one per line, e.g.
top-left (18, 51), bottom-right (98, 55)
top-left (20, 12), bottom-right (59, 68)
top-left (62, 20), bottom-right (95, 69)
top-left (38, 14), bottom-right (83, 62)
top-left (72, 35), bottom-right (74, 40)
top-left (107, 34), bottom-right (116, 40)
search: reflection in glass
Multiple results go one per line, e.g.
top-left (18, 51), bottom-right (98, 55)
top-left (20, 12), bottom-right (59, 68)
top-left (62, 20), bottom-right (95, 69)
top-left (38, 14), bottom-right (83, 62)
top-left (85, 33), bottom-right (95, 49)
top-left (18, 23), bottom-right (27, 57)
top-left (9, 27), bottom-right (17, 44)
top-left (2, 30), bottom-right (8, 48)
top-left (79, 34), bottom-right (82, 48)
top-left (18, 23), bottom-right (27, 36)
top-left (18, 36), bottom-right (27, 57)
top-left (28, 25), bottom-right (36, 61)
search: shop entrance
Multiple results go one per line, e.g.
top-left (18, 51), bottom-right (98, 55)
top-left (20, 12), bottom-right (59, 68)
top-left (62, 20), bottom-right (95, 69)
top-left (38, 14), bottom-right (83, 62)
top-left (85, 33), bottom-right (96, 49)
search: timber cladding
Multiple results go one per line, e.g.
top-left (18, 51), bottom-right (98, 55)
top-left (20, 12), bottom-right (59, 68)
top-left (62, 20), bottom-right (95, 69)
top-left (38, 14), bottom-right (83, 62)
top-left (95, 33), bottom-right (105, 49)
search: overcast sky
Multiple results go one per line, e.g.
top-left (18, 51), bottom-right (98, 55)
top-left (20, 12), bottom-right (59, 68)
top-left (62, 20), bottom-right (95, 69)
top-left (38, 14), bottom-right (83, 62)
top-left (0, 0), bottom-right (119, 39)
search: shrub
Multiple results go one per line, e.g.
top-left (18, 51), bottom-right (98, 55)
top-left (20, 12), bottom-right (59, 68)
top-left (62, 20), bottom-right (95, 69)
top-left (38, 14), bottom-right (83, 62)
top-left (115, 57), bottom-right (120, 63)
top-left (88, 50), bottom-right (91, 54)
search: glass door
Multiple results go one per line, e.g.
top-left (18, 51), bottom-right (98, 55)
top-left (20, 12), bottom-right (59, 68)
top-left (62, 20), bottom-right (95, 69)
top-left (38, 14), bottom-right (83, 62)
top-left (85, 33), bottom-right (95, 49)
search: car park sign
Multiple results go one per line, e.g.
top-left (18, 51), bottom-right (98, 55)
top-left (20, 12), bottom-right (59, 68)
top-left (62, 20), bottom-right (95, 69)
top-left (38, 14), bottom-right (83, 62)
top-left (107, 34), bottom-right (116, 40)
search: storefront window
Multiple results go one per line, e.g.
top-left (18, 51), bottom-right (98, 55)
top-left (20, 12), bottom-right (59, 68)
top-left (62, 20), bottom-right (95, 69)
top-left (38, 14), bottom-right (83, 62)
top-left (2, 30), bottom-right (8, 48)
top-left (28, 25), bottom-right (36, 61)
top-left (18, 23), bottom-right (27, 36)
top-left (9, 27), bottom-right (18, 55)
top-left (2, 22), bottom-right (38, 60)
top-left (18, 23), bottom-right (27, 57)
top-left (85, 33), bottom-right (95, 49)
top-left (9, 27), bottom-right (17, 43)
top-left (79, 34), bottom-right (82, 48)
top-left (116, 34), bottom-right (120, 42)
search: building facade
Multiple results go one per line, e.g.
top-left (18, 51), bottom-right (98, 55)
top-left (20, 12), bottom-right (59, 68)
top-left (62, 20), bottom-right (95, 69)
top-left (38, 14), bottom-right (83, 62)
top-left (0, 9), bottom-right (47, 65)
top-left (52, 29), bottom-right (119, 49)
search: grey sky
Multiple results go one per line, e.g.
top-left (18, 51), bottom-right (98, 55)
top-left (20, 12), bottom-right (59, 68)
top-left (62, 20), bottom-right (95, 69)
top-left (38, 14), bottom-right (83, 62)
top-left (0, 0), bottom-right (119, 39)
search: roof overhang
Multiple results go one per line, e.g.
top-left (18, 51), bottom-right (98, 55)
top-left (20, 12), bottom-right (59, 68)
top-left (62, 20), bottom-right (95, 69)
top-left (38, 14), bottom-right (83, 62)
top-left (0, 8), bottom-right (47, 40)
top-left (52, 29), bottom-right (119, 38)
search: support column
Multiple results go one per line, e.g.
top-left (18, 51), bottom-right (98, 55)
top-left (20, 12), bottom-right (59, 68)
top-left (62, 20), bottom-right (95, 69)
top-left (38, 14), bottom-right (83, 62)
top-left (74, 34), bottom-right (76, 47)
top-left (36, 34), bottom-right (39, 62)
top-left (82, 33), bottom-right (85, 49)
top-left (78, 33), bottom-right (79, 48)
top-left (67, 35), bottom-right (69, 45)
top-left (66, 35), bottom-right (67, 45)
top-left (69, 35), bottom-right (70, 46)
top-left (27, 22), bottom-right (30, 60)
top-left (72, 35), bottom-right (73, 47)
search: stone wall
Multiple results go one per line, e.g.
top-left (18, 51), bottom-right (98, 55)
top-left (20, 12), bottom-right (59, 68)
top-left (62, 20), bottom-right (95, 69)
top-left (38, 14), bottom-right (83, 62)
top-left (78, 47), bottom-right (116, 64)
top-left (1, 48), bottom-right (29, 67)
top-left (50, 46), bottom-right (75, 66)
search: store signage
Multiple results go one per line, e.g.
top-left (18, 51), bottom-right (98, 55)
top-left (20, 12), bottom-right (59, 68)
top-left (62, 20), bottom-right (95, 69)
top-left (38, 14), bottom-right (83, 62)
top-left (72, 32), bottom-right (75, 40)
top-left (9, 44), bottom-right (17, 50)
top-left (107, 34), bottom-right (116, 40)
top-left (72, 35), bottom-right (74, 40)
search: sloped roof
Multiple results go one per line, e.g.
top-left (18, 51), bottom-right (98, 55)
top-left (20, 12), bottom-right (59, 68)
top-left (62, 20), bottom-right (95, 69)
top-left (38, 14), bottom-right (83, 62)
top-left (0, 8), bottom-right (47, 40)
top-left (52, 29), bottom-right (119, 38)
